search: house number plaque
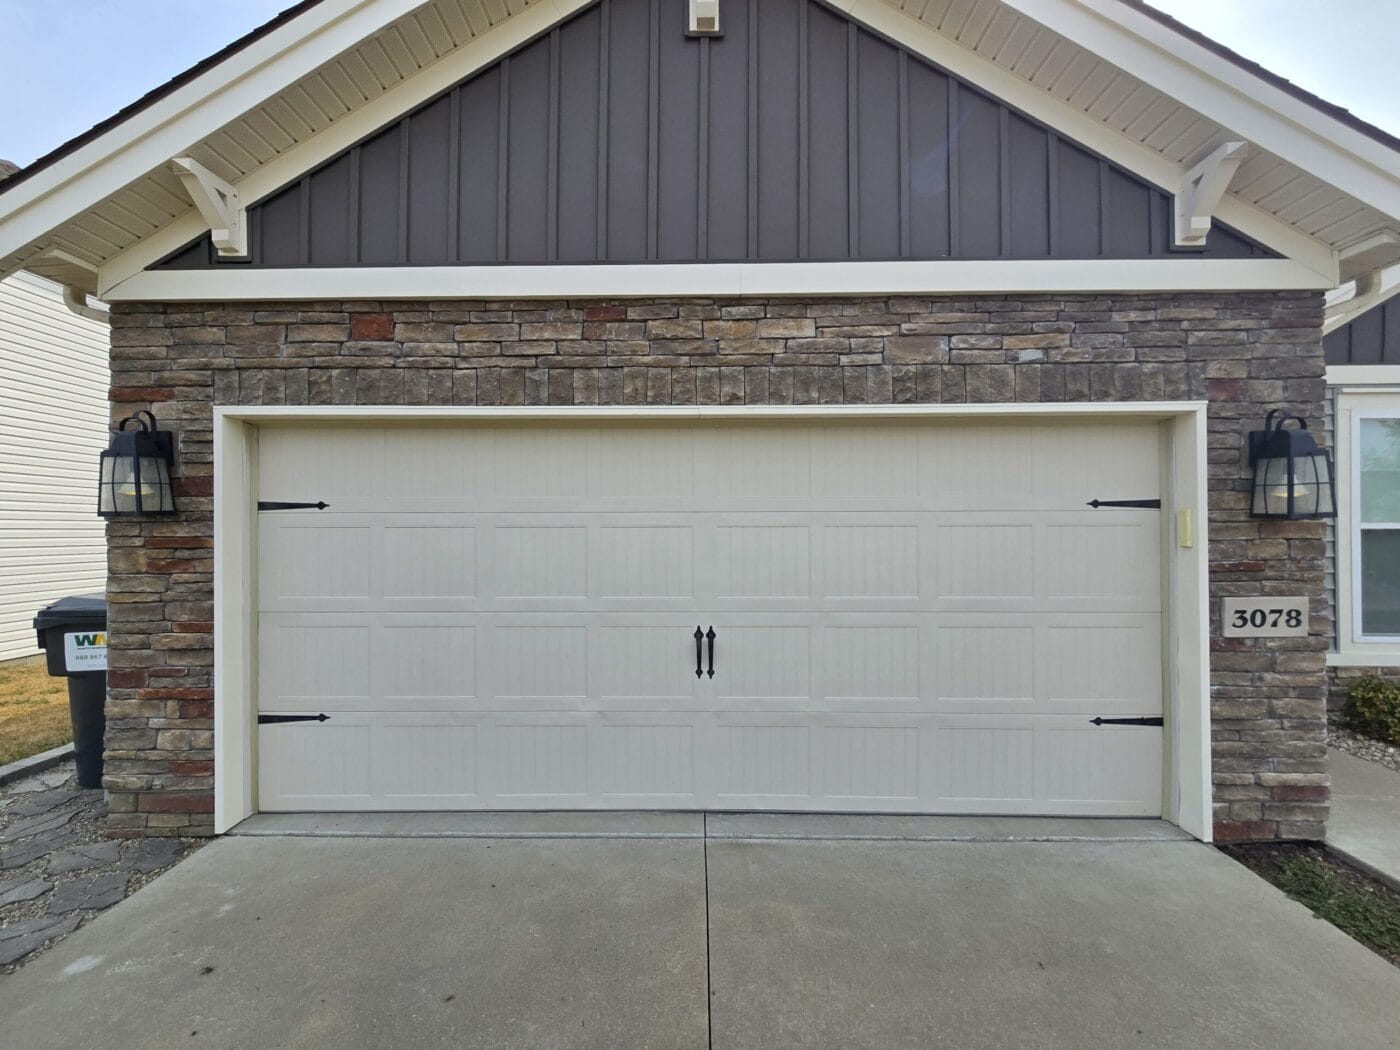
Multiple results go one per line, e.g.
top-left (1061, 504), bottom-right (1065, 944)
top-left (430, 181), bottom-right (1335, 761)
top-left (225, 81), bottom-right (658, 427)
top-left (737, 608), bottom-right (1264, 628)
top-left (1221, 597), bottom-right (1309, 638)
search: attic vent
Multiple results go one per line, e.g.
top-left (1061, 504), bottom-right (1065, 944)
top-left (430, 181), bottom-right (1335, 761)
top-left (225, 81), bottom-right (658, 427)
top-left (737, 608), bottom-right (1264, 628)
top-left (687, 0), bottom-right (721, 36)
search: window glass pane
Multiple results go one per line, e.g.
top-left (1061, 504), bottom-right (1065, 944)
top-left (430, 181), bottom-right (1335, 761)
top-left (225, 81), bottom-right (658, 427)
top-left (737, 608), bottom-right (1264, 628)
top-left (1361, 529), bottom-right (1400, 636)
top-left (1360, 418), bottom-right (1400, 521)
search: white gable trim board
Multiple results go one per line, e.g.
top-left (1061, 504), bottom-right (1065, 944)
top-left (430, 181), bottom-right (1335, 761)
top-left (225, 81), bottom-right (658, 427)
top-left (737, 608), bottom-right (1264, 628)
top-left (106, 259), bottom-right (1332, 303)
top-left (8, 0), bottom-right (1400, 295)
top-left (213, 403), bottom-right (1211, 839)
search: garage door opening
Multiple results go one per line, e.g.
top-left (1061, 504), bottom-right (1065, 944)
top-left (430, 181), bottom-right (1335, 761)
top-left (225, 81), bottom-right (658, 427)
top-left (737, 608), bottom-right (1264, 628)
top-left (213, 406), bottom-right (1210, 837)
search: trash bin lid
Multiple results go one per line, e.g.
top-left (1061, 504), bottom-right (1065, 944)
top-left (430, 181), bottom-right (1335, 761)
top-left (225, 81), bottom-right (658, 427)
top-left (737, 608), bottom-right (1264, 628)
top-left (33, 593), bottom-right (108, 633)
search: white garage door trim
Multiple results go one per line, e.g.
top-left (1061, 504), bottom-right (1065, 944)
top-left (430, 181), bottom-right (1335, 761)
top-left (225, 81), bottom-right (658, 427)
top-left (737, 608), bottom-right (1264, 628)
top-left (213, 403), bottom-right (1210, 839)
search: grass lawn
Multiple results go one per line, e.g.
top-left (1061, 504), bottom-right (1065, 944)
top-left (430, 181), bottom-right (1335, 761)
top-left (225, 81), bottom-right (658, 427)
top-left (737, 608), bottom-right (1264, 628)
top-left (1226, 843), bottom-right (1400, 967)
top-left (0, 659), bottom-right (72, 766)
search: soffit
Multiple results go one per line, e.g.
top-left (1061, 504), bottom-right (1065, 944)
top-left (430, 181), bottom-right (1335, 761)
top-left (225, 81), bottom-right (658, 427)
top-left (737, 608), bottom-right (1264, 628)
top-left (3, 0), bottom-right (1398, 297)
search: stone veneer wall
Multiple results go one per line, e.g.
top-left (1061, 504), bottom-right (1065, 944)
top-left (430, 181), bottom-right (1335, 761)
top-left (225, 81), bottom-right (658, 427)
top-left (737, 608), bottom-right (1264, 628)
top-left (104, 292), bottom-right (1329, 839)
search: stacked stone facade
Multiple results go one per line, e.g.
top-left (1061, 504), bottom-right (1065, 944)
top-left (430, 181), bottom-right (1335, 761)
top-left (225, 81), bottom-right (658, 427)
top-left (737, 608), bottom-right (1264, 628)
top-left (104, 291), bottom-right (1328, 839)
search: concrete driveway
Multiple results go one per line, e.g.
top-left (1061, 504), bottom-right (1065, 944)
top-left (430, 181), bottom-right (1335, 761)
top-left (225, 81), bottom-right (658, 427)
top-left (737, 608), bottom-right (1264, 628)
top-left (2, 819), bottom-right (1399, 1049)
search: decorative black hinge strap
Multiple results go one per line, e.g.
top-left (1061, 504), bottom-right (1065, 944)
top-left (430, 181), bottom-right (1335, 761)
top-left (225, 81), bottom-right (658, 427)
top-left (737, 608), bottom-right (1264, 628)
top-left (1086, 499), bottom-right (1162, 509)
top-left (257, 501), bottom-right (329, 511)
top-left (257, 713), bottom-right (330, 725)
top-left (1090, 716), bottom-right (1165, 727)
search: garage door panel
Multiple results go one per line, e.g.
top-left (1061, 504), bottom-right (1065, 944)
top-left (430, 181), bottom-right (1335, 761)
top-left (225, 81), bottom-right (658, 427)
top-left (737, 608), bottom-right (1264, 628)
top-left (376, 624), bottom-right (478, 704)
top-left (258, 621), bottom-right (371, 708)
top-left (920, 426), bottom-right (1037, 509)
top-left (713, 524), bottom-right (812, 599)
top-left (813, 425), bottom-right (919, 499)
top-left (595, 524), bottom-right (695, 598)
top-left (596, 724), bottom-right (696, 797)
top-left (820, 725), bottom-right (921, 800)
top-left (1041, 727), bottom-right (1162, 809)
top-left (255, 419), bottom-right (1168, 816)
top-left (934, 625), bottom-right (1036, 702)
top-left (260, 523), bottom-right (371, 600)
top-left (485, 624), bottom-right (589, 704)
top-left (257, 426), bottom-right (378, 503)
top-left (820, 523), bottom-right (920, 599)
top-left (370, 723), bottom-right (480, 801)
top-left (1043, 519), bottom-right (1160, 602)
top-left (1033, 422), bottom-right (1161, 503)
top-left (593, 622), bottom-right (705, 704)
top-left (485, 428), bottom-right (588, 502)
top-left (489, 523), bottom-right (588, 598)
top-left (821, 624), bottom-right (921, 702)
top-left (259, 722), bottom-right (372, 807)
top-left (1043, 623), bottom-right (1162, 706)
top-left (380, 526), bottom-right (476, 598)
top-left (934, 524), bottom-right (1035, 598)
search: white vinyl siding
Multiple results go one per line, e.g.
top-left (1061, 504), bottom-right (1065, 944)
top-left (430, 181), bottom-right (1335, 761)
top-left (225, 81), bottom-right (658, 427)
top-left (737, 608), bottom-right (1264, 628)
top-left (0, 273), bottom-right (109, 661)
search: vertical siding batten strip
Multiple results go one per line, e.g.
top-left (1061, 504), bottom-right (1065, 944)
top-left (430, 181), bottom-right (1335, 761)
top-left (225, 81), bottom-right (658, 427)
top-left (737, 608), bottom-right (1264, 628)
top-left (698, 38), bottom-right (710, 259)
top-left (898, 50), bottom-right (910, 259)
top-left (1046, 132), bottom-right (1059, 257)
top-left (596, 0), bottom-right (609, 260)
top-left (348, 149), bottom-right (361, 264)
top-left (647, 0), bottom-right (661, 260)
top-left (748, 0), bottom-right (761, 259)
top-left (398, 117), bottom-right (411, 263)
top-left (298, 177), bottom-right (311, 265)
top-left (798, 0), bottom-right (809, 260)
top-left (497, 60), bottom-right (510, 262)
top-left (998, 106), bottom-right (1011, 257)
top-left (447, 89), bottom-right (461, 263)
top-left (1097, 158), bottom-right (1109, 257)
top-left (547, 29), bottom-right (561, 261)
top-left (846, 21), bottom-right (859, 257)
top-left (947, 80), bottom-right (960, 258)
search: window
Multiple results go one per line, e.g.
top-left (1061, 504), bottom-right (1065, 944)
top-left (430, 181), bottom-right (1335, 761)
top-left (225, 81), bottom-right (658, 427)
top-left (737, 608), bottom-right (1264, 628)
top-left (1357, 415), bottom-right (1400, 638)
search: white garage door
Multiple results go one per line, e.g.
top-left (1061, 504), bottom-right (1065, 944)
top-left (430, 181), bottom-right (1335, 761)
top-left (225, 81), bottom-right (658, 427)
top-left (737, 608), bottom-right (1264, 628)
top-left (255, 418), bottom-right (1165, 816)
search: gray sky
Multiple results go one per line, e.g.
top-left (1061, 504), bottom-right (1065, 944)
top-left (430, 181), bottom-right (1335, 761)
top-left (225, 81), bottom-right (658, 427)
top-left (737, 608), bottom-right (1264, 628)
top-left (0, 0), bottom-right (1396, 169)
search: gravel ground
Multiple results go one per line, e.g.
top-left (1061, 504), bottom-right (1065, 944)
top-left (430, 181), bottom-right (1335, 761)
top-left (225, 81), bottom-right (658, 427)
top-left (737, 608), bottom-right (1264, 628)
top-left (1328, 719), bottom-right (1400, 775)
top-left (0, 761), bottom-right (203, 973)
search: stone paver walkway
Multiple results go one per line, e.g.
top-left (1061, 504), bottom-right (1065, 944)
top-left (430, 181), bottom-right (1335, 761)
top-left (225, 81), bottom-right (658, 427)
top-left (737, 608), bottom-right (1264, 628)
top-left (1328, 747), bottom-right (1400, 891)
top-left (0, 761), bottom-right (201, 972)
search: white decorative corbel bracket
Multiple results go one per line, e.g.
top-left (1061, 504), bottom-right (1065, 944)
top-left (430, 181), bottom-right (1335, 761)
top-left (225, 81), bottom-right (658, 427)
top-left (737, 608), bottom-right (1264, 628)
top-left (1174, 141), bottom-right (1248, 248)
top-left (170, 157), bottom-right (247, 257)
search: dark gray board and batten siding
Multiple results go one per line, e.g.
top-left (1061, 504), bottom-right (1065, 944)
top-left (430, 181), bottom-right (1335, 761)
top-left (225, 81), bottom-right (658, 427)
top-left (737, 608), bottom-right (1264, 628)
top-left (1324, 298), bottom-right (1400, 365)
top-left (157, 0), bottom-right (1273, 271)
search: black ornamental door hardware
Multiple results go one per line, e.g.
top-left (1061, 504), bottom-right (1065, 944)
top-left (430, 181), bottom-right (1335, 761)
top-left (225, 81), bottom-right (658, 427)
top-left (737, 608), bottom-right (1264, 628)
top-left (1086, 498), bottom-right (1162, 509)
top-left (694, 627), bottom-right (717, 678)
top-left (1089, 716), bottom-right (1165, 727)
top-left (258, 713), bottom-right (330, 725)
top-left (257, 500), bottom-right (329, 511)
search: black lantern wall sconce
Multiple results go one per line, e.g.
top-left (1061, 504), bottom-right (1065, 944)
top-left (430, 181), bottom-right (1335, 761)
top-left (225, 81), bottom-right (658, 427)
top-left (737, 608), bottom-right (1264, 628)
top-left (1248, 410), bottom-right (1335, 520)
top-left (98, 411), bottom-right (177, 518)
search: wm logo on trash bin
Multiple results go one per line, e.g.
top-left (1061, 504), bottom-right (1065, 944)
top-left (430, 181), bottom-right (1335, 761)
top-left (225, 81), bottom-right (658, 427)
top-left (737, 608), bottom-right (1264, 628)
top-left (64, 631), bottom-right (108, 671)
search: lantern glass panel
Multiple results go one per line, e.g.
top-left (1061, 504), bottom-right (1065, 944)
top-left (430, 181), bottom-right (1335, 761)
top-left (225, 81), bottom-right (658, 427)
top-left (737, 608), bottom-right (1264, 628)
top-left (1253, 456), bottom-right (1290, 516)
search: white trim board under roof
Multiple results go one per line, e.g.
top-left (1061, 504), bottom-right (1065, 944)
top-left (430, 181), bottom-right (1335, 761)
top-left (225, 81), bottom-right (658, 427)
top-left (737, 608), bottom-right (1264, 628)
top-left (2, 0), bottom-right (1398, 303)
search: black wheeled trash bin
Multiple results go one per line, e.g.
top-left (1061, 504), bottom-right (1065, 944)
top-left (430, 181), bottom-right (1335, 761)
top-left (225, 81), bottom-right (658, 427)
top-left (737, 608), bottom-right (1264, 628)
top-left (33, 594), bottom-right (109, 789)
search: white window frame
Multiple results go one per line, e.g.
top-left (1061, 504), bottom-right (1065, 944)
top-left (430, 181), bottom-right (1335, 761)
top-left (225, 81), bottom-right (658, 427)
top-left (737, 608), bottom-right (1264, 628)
top-left (1332, 387), bottom-right (1400, 664)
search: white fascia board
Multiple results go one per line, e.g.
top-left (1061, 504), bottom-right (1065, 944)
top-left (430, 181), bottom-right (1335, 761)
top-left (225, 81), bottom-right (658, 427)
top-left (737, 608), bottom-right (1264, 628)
top-left (1002, 0), bottom-right (1400, 222)
top-left (1326, 366), bottom-right (1400, 387)
top-left (96, 0), bottom-right (596, 294)
top-left (835, 0), bottom-right (1337, 283)
top-left (101, 258), bottom-right (1332, 302)
top-left (0, 0), bottom-right (583, 263)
